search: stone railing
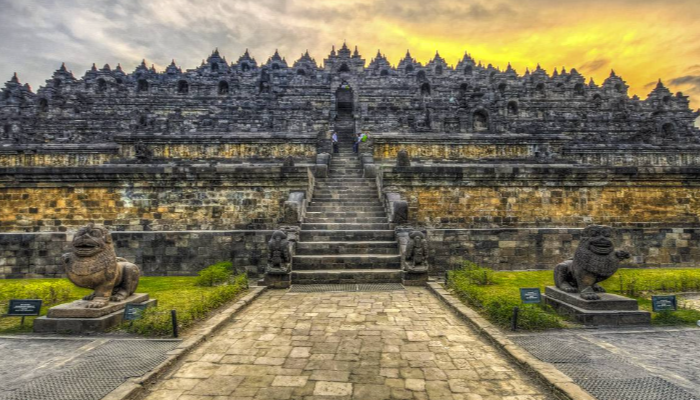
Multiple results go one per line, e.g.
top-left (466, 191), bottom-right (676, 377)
top-left (315, 152), bottom-right (330, 178)
top-left (282, 191), bottom-right (307, 224)
top-left (360, 152), bottom-right (377, 178)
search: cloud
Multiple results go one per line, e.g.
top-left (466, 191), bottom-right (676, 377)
top-left (579, 59), bottom-right (610, 74)
top-left (0, 0), bottom-right (700, 112)
top-left (670, 75), bottom-right (700, 97)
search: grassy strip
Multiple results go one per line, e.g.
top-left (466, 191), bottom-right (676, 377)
top-left (447, 264), bottom-right (564, 330)
top-left (0, 274), bottom-right (248, 335)
top-left (0, 280), bottom-right (90, 334)
top-left (127, 273), bottom-right (248, 336)
top-left (447, 263), bottom-right (700, 330)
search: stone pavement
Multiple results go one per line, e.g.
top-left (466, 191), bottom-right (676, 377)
top-left (511, 328), bottom-right (700, 400)
top-left (144, 288), bottom-right (553, 400)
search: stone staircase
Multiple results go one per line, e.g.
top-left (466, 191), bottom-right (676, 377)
top-left (291, 125), bottom-right (401, 284)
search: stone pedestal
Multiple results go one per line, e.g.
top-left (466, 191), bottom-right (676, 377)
top-left (544, 286), bottom-right (650, 326)
top-left (402, 271), bottom-right (428, 286)
top-left (34, 293), bottom-right (156, 334)
top-left (264, 273), bottom-right (291, 289)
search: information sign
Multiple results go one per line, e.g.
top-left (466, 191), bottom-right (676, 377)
top-left (7, 299), bottom-right (42, 316)
top-left (520, 288), bottom-right (542, 304)
top-left (652, 295), bottom-right (677, 312)
top-left (123, 303), bottom-right (149, 321)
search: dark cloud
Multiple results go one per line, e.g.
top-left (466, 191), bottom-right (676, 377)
top-left (374, 1), bottom-right (516, 21)
top-left (670, 75), bottom-right (700, 96)
top-left (579, 59), bottom-right (610, 74)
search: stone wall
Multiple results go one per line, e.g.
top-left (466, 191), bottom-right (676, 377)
top-left (5, 227), bottom-right (697, 279)
top-left (0, 164), bottom-right (312, 232)
top-left (381, 165), bottom-right (700, 228)
top-left (428, 228), bottom-right (700, 274)
top-left (371, 133), bottom-right (700, 167)
top-left (0, 230), bottom-right (272, 279)
top-left (0, 133), bottom-right (318, 167)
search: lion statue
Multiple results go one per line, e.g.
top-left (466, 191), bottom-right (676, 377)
top-left (404, 231), bottom-right (429, 273)
top-left (554, 225), bottom-right (630, 300)
top-left (62, 224), bottom-right (141, 308)
top-left (266, 230), bottom-right (291, 274)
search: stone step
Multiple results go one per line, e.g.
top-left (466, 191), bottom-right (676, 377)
top-left (291, 269), bottom-right (402, 284)
top-left (302, 222), bottom-right (391, 230)
top-left (316, 178), bottom-right (370, 182)
top-left (305, 211), bottom-right (387, 218)
top-left (314, 188), bottom-right (377, 199)
top-left (293, 254), bottom-right (402, 270)
top-left (314, 191), bottom-right (377, 197)
top-left (296, 241), bottom-right (399, 255)
top-left (306, 205), bottom-right (385, 212)
top-left (304, 217), bottom-right (388, 223)
top-left (310, 197), bottom-right (382, 203)
top-left (300, 230), bottom-right (395, 241)
top-left (313, 195), bottom-right (378, 200)
top-left (326, 172), bottom-right (363, 177)
top-left (315, 184), bottom-right (376, 189)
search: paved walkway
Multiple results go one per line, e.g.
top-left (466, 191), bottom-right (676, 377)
top-left (144, 288), bottom-right (553, 400)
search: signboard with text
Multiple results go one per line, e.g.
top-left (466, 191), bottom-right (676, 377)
top-left (7, 299), bottom-right (42, 316)
top-left (123, 303), bottom-right (149, 321)
top-left (652, 295), bottom-right (677, 312)
top-left (520, 288), bottom-right (542, 304)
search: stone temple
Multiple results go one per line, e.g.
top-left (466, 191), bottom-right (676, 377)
top-left (1, 44), bottom-right (700, 282)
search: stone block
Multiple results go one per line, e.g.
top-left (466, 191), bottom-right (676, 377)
top-left (34, 298), bottom-right (157, 334)
top-left (544, 286), bottom-right (650, 326)
top-left (47, 293), bottom-right (150, 318)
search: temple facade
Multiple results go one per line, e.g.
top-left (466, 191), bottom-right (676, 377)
top-left (1, 44), bottom-right (700, 279)
top-left (1, 44), bottom-right (698, 148)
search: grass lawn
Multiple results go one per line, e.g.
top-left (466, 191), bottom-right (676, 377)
top-left (447, 265), bottom-right (700, 331)
top-left (0, 275), bottom-right (248, 336)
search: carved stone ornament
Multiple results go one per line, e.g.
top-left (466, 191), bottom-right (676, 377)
top-left (62, 223), bottom-right (141, 308)
top-left (266, 230), bottom-right (291, 275)
top-left (404, 230), bottom-right (429, 273)
top-left (554, 225), bottom-right (630, 300)
top-left (134, 140), bottom-right (153, 163)
top-left (397, 149), bottom-right (411, 167)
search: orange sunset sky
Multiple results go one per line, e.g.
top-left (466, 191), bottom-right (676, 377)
top-left (1, 0), bottom-right (699, 123)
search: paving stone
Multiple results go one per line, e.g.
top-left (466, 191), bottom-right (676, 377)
top-left (272, 375), bottom-right (309, 387)
top-left (187, 375), bottom-right (245, 396)
top-left (314, 381), bottom-right (353, 396)
top-left (142, 289), bottom-right (553, 399)
top-left (406, 378), bottom-right (427, 391)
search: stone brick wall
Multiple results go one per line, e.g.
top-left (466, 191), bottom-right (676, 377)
top-left (427, 228), bottom-right (700, 274)
top-left (0, 230), bottom-right (272, 279)
top-left (371, 133), bottom-right (700, 167)
top-left (0, 164), bottom-right (312, 232)
top-left (0, 133), bottom-right (318, 167)
top-left (382, 165), bottom-right (700, 228)
top-left (4, 227), bottom-right (697, 279)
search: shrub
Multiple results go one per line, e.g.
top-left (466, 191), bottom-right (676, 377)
top-left (0, 280), bottom-right (74, 307)
top-left (128, 273), bottom-right (248, 336)
top-left (460, 260), bottom-right (495, 286)
top-left (608, 269), bottom-right (700, 296)
top-left (195, 261), bottom-right (234, 287)
top-left (447, 264), bottom-right (563, 330)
